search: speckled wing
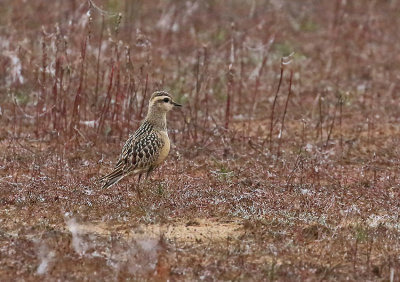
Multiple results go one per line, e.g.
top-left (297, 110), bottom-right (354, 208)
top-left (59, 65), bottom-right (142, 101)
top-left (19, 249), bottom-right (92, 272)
top-left (129, 131), bottom-right (163, 170)
top-left (115, 133), bottom-right (135, 168)
top-left (114, 121), bottom-right (156, 169)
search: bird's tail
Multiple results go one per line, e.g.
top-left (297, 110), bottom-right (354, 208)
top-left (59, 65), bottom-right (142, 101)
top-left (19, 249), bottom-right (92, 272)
top-left (98, 168), bottom-right (125, 189)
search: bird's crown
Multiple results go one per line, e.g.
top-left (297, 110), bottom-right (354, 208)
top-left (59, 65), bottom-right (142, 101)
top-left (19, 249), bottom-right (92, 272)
top-left (150, 91), bottom-right (172, 101)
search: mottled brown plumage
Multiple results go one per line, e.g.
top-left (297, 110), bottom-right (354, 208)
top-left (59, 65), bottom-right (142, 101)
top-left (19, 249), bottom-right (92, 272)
top-left (99, 91), bottom-right (181, 189)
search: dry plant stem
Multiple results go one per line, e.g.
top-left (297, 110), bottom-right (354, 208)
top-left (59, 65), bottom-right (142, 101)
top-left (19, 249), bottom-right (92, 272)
top-left (238, 59), bottom-right (244, 113)
top-left (325, 95), bottom-right (341, 148)
top-left (268, 61), bottom-right (284, 151)
top-left (126, 83), bottom-right (137, 134)
top-left (97, 65), bottom-right (115, 135)
top-left (94, 15), bottom-right (105, 100)
top-left (339, 94), bottom-right (343, 150)
top-left (69, 38), bottom-right (87, 139)
top-left (200, 47), bottom-right (210, 145)
top-left (197, 47), bottom-right (209, 142)
top-left (138, 74), bottom-right (149, 120)
top-left (59, 61), bottom-right (66, 133)
top-left (277, 69), bottom-right (293, 156)
top-left (225, 66), bottom-right (234, 130)
top-left (318, 94), bottom-right (323, 143)
top-left (51, 56), bottom-right (60, 131)
top-left (250, 35), bottom-right (274, 118)
top-left (193, 51), bottom-right (201, 141)
top-left (286, 154), bottom-right (302, 189)
top-left (113, 62), bottom-right (121, 134)
top-left (12, 91), bottom-right (17, 137)
top-left (36, 35), bottom-right (47, 138)
top-left (301, 119), bottom-right (306, 149)
top-left (247, 53), bottom-right (267, 138)
top-left (251, 54), bottom-right (268, 115)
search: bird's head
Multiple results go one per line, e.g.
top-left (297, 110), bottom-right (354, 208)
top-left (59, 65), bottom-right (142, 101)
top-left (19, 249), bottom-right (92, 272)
top-left (148, 91), bottom-right (182, 113)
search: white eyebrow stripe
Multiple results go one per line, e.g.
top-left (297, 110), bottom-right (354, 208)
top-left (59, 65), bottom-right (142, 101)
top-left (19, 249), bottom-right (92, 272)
top-left (152, 96), bottom-right (170, 103)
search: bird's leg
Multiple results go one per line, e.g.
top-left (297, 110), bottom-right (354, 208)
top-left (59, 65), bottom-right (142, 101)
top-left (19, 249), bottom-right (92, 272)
top-left (144, 167), bottom-right (156, 193)
top-left (125, 183), bottom-right (130, 194)
top-left (146, 167), bottom-right (154, 180)
top-left (136, 173), bottom-right (143, 199)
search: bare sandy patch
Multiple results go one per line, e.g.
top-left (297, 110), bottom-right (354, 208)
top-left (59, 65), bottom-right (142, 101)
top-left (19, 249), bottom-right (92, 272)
top-left (63, 218), bottom-right (243, 243)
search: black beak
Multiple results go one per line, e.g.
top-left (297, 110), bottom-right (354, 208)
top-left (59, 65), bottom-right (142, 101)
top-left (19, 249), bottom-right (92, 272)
top-left (172, 101), bottom-right (182, 107)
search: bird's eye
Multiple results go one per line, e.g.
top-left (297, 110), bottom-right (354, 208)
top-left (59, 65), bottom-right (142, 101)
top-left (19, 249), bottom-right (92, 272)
top-left (163, 98), bottom-right (170, 103)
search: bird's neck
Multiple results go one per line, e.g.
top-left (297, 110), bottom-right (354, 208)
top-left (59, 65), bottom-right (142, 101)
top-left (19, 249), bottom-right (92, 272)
top-left (145, 108), bottom-right (167, 131)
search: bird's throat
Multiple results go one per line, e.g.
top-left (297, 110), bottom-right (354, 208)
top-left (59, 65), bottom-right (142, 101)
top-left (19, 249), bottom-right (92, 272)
top-left (146, 110), bottom-right (167, 131)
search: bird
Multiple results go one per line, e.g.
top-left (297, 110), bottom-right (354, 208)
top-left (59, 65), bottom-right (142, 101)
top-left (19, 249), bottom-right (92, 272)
top-left (99, 91), bottom-right (181, 189)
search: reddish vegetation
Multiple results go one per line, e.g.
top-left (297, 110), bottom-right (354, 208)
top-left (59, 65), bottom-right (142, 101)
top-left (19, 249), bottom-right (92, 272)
top-left (1, 0), bottom-right (400, 280)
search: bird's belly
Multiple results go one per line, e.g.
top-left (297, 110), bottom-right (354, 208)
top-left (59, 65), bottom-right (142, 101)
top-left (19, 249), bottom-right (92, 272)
top-left (156, 133), bottom-right (170, 165)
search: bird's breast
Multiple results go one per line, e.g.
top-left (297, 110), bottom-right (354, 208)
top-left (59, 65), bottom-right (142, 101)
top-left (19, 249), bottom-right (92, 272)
top-left (156, 131), bottom-right (170, 165)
